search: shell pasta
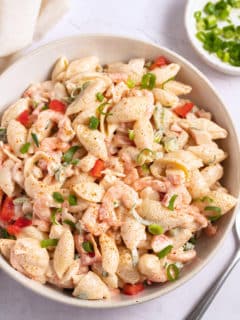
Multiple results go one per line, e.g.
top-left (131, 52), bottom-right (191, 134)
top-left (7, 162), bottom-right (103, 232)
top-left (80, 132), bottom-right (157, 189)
top-left (0, 55), bottom-right (237, 300)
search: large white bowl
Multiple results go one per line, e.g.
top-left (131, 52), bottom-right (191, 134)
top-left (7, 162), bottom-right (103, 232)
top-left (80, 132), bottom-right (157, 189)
top-left (0, 34), bottom-right (239, 308)
top-left (185, 0), bottom-right (240, 75)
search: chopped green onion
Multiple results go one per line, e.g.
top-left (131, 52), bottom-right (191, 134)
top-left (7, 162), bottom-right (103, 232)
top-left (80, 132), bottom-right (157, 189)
top-left (68, 194), bottom-right (77, 206)
top-left (128, 129), bottom-right (135, 141)
top-left (0, 226), bottom-right (15, 239)
top-left (0, 128), bottom-right (7, 143)
top-left (168, 194), bottom-right (178, 211)
top-left (52, 192), bottom-right (64, 203)
top-left (50, 209), bottom-right (59, 225)
top-left (82, 241), bottom-right (94, 253)
top-left (88, 116), bottom-right (99, 130)
top-left (97, 102), bottom-right (112, 116)
top-left (31, 133), bottom-right (39, 147)
top-left (20, 142), bottom-right (31, 154)
top-left (154, 130), bottom-right (163, 143)
top-left (126, 78), bottom-right (135, 89)
top-left (96, 92), bottom-right (104, 102)
top-left (222, 25), bottom-right (235, 38)
top-left (63, 219), bottom-right (76, 228)
top-left (141, 73), bottom-right (156, 90)
top-left (166, 263), bottom-right (180, 281)
top-left (71, 159), bottom-right (79, 165)
top-left (148, 224), bottom-right (164, 235)
top-left (136, 148), bottom-right (154, 165)
top-left (201, 196), bottom-right (213, 203)
top-left (196, 31), bottom-right (206, 42)
top-left (82, 82), bottom-right (90, 90)
top-left (40, 238), bottom-right (58, 248)
top-left (205, 15), bottom-right (217, 29)
top-left (204, 2), bottom-right (215, 15)
top-left (141, 163), bottom-right (150, 174)
top-left (194, 11), bottom-right (202, 21)
top-left (189, 236), bottom-right (197, 245)
top-left (157, 245), bottom-right (173, 259)
top-left (62, 146), bottom-right (80, 164)
top-left (41, 104), bottom-right (49, 111)
top-left (205, 206), bottom-right (222, 222)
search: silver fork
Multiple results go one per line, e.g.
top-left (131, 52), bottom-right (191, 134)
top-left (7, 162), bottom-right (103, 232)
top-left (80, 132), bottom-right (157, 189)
top-left (186, 211), bottom-right (240, 320)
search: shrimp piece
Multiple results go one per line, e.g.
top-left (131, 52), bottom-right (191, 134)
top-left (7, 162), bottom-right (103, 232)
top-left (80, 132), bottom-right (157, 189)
top-left (124, 167), bottom-right (139, 185)
top-left (140, 187), bottom-right (160, 201)
top-left (133, 177), bottom-right (167, 193)
top-left (151, 235), bottom-right (173, 253)
top-left (138, 254), bottom-right (167, 283)
top-left (74, 234), bottom-right (101, 266)
top-left (29, 110), bottom-right (75, 144)
top-left (40, 137), bottom-right (69, 153)
top-left (165, 169), bottom-right (186, 186)
top-left (81, 204), bottom-right (109, 236)
top-left (168, 248), bottom-right (196, 263)
top-left (10, 238), bottom-right (49, 283)
top-left (33, 194), bottom-right (55, 221)
top-left (99, 181), bottom-right (139, 226)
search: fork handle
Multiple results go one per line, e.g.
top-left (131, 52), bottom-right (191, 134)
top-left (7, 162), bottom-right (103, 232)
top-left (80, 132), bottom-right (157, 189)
top-left (186, 250), bottom-right (240, 320)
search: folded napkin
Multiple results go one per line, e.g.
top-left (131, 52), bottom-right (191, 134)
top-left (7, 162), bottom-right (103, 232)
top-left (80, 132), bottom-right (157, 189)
top-left (0, 0), bottom-right (70, 73)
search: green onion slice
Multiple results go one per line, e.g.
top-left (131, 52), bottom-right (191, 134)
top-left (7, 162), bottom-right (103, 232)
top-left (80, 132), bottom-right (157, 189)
top-left (136, 148), bottom-right (154, 165)
top-left (31, 133), bottom-right (39, 147)
top-left (128, 129), bottom-right (135, 141)
top-left (141, 73), bottom-right (156, 90)
top-left (71, 159), bottom-right (79, 165)
top-left (96, 92), bottom-right (104, 102)
top-left (126, 78), bottom-right (135, 89)
top-left (157, 245), bottom-right (173, 259)
top-left (62, 146), bottom-right (80, 164)
top-left (40, 238), bottom-right (58, 248)
top-left (20, 142), bottom-right (31, 154)
top-left (205, 206), bottom-right (222, 222)
top-left (97, 102), bottom-right (112, 116)
top-left (41, 104), bottom-right (49, 111)
top-left (141, 163), bottom-right (150, 174)
top-left (148, 224), bottom-right (164, 235)
top-left (82, 241), bottom-right (94, 253)
top-left (88, 116), bottom-right (99, 130)
top-left (201, 196), bottom-right (213, 203)
top-left (167, 194), bottom-right (178, 211)
top-left (167, 264), bottom-right (180, 281)
top-left (50, 209), bottom-right (59, 225)
top-left (63, 219), bottom-right (76, 228)
top-left (52, 192), bottom-right (64, 203)
top-left (68, 194), bottom-right (77, 206)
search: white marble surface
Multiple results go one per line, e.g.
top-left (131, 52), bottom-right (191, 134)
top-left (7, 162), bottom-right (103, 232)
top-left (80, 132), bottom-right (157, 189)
top-left (1, 0), bottom-right (240, 319)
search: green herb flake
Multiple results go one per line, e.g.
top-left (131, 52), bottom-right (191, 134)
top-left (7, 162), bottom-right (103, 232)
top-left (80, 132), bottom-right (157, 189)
top-left (97, 102), bottom-right (112, 116)
top-left (40, 238), bottom-right (58, 248)
top-left (148, 224), bottom-right (164, 235)
top-left (126, 78), bottom-right (136, 89)
top-left (166, 263), bottom-right (179, 281)
top-left (63, 219), bottom-right (76, 228)
top-left (96, 92), bottom-right (104, 102)
top-left (167, 194), bottom-right (178, 211)
top-left (52, 192), bottom-right (64, 203)
top-left (31, 133), bottom-right (39, 147)
top-left (141, 73), bottom-right (156, 90)
top-left (128, 129), bottom-right (135, 141)
top-left (62, 146), bottom-right (80, 164)
top-left (68, 194), bottom-right (77, 206)
top-left (82, 241), bottom-right (94, 253)
top-left (20, 142), bottom-right (31, 154)
top-left (88, 116), bottom-right (99, 130)
top-left (157, 245), bottom-right (173, 259)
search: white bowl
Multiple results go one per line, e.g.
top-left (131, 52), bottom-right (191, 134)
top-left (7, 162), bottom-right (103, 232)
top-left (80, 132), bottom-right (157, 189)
top-left (0, 34), bottom-right (239, 308)
top-left (185, 0), bottom-right (240, 75)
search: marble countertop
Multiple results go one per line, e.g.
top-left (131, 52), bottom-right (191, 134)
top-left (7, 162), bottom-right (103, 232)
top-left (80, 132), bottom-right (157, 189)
top-left (1, 0), bottom-right (239, 319)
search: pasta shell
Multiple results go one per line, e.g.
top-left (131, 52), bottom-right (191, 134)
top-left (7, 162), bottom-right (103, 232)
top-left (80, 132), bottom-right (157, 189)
top-left (187, 169), bottom-right (210, 199)
top-left (99, 233), bottom-right (119, 274)
top-left (164, 80), bottom-right (192, 96)
top-left (133, 118), bottom-right (154, 150)
top-left (138, 254), bottom-right (167, 283)
top-left (65, 56), bottom-right (99, 80)
top-left (0, 160), bottom-right (15, 197)
top-left (153, 88), bottom-right (179, 107)
top-left (76, 125), bottom-right (108, 161)
top-left (1, 98), bottom-right (30, 127)
top-left (7, 120), bottom-right (27, 157)
top-left (201, 164), bottom-right (223, 188)
top-left (73, 181), bottom-right (105, 202)
top-left (206, 190), bottom-right (237, 215)
top-left (117, 247), bottom-right (140, 284)
top-left (121, 215), bottom-right (146, 250)
top-left (53, 229), bottom-right (74, 278)
top-left (151, 63), bottom-right (180, 86)
top-left (51, 56), bottom-right (68, 81)
top-left (72, 271), bottom-right (110, 299)
top-left (187, 144), bottom-right (227, 164)
top-left (0, 239), bottom-right (15, 261)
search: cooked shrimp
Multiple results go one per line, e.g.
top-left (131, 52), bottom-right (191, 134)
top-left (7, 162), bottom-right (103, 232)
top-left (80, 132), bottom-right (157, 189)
top-left (133, 177), bottom-right (167, 192)
top-left (81, 204), bottom-right (109, 236)
top-left (99, 181), bottom-right (139, 226)
top-left (33, 194), bottom-right (55, 221)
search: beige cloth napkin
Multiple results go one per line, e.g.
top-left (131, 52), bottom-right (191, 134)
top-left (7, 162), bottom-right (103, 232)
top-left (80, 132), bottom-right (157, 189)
top-left (0, 0), bottom-right (70, 73)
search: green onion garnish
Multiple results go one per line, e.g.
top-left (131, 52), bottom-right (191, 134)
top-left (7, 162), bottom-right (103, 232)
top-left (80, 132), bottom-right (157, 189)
top-left (205, 206), bottom-right (222, 222)
top-left (40, 238), bottom-right (58, 248)
top-left (0, 226), bottom-right (15, 239)
top-left (52, 192), bottom-right (64, 203)
top-left (41, 104), bottom-right (49, 111)
top-left (157, 245), bottom-right (173, 259)
top-left (88, 116), bottom-right (99, 130)
top-left (128, 129), bottom-right (135, 140)
top-left (96, 92), bottom-right (104, 102)
top-left (68, 194), bottom-right (77, 206)
top-left (141, 163), bottom-right (150, 174)
top-left (136, 148), bottom-right (154, 165)
top-left (71, 159), bottom-right (79, 165)
top-left (201, 196), bottom-right (213, 203)
top-left (62, 146), bottom-right (80, 164)
top-left (141, 73), bottom-right (156, 90)
top-left (31, 133), bottom-right (39, 147)
top-left (50, 209), bottom-right (59, 225)
top-left (168, 194), bottom-right (178, 211)
top-left (63, 219), bottom-right (76, 228)
top-left (166, 264), bottom-right (180, 281)
top-left (189, 236), bottom-right (197, 245)
top-left (20, 142), bottom-right (31, 154)
top-left (126, 78), bottom-right (135, 89)
top-left (97, 102), bottom-right (112, 116)
top-left (82, 241), bottom-right (94, 253)
top-left (148, 224), bottom-right (164, 235)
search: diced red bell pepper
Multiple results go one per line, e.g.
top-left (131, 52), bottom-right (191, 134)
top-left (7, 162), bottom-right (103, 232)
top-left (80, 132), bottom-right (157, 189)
top-left (6, 225), bottom-right (20, 236)
top-left (173, 102), bottom-right (194, 118)
top-left (14, 217), bottom-right (32, 228)
top-left (49, 99), bottom-right (66, 113)
top-left (90, 159), bottom-right (105, 178)
top-left (17, 110), bottom-right (31, 127)
top-left (122, 283), bottom-right (144, 296)
top-left (150, 56), bottom-right (169, 70)
top-left (0, 197), bottom-right (14, 222)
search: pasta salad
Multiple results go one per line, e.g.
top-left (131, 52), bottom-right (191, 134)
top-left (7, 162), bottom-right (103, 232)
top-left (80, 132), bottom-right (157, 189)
top-left (0, 55), bottom-right (237, 300)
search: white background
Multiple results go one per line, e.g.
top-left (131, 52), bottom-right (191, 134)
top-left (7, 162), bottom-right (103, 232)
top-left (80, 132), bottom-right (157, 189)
top-left (0, 0), bottom-right (240, 319)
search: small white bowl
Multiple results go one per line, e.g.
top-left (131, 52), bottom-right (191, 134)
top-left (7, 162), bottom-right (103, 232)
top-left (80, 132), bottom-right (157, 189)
top-left (185, 0), bottom-right (240, 75)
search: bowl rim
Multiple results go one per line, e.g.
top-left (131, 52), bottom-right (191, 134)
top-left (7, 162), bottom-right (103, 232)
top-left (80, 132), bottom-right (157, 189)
top-left (184, 0), bottom-right (240, 75)
top-left (0, 33), bottom-right (239, 308)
